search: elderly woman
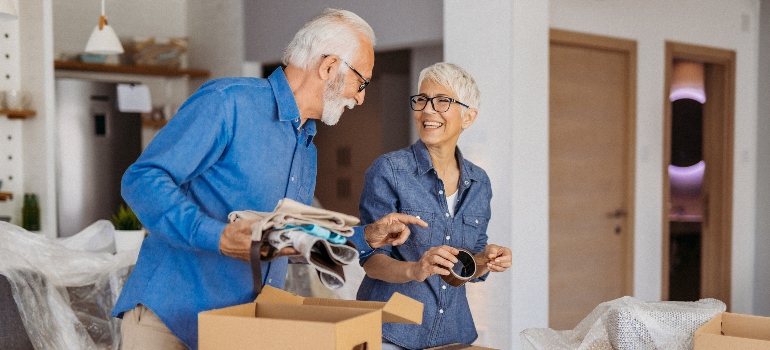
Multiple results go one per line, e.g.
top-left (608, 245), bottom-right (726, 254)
top-left (356, 62), bottom-right (512, 349)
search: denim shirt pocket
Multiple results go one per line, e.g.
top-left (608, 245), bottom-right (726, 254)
top-left (462, 214), bottom-right (486, 251)
top-left (402, 209), bottom-right (434, 247)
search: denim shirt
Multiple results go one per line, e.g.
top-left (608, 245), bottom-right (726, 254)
top-left (112, 68), bottom-right (329, 349)
top-left (356, 140), bottom-right (492, 349)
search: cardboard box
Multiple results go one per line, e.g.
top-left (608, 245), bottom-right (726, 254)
top-left (426, 344), bottom-right (499, 350)
top-left (199, 286), bottom-right (423, 350)
top-left (694, 312), bottom-right (770, 349)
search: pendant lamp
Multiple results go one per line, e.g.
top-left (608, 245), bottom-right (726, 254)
top-left (670, 60), bottom-right (705, 103)
top-left (0, 0), bottom-right (18, 21)
top-left (85, 0), bottom-right (124, 54)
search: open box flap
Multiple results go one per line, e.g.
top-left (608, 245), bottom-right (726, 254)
top-left (255, 285), bottom-right (305, 305)
top-left (255, 286), bottom-right (422, 324)
top-left (381, 292), bottom-right (422, 324)
top-left (722, 312), bottom-right (770, 341)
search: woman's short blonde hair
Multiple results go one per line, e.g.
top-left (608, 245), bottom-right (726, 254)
top-left (418, 62), bottom-right (481, 109)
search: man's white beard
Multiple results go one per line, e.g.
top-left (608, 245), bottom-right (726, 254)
top-left (321, 72), bottom-right (356, 126)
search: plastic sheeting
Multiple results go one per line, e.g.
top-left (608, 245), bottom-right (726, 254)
top-left (0, 220), bottom-right (138, 350)
top-left (521, 296), bottom-right (726, 350)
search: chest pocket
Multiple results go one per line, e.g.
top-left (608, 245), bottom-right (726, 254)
top-left (462, 214), bottom-right (487, 251)
top-left (401, 209), bottom-right (434, 247)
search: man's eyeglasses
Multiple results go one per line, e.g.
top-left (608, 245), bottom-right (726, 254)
top-left (410, 95), bottom-right (469, 113)
top-left (322, 54), bottom-right (370, 93)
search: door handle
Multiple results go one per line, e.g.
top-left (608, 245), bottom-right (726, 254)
top-left (607, 209), bottom-right (628, 219)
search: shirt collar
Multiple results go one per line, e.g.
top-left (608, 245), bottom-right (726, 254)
top-left (413, 140), bottom-right (434, 175)
top-left (268, 67), bottom-right (301, 122)
top-left (268, 67), bottom-right (317, 144)
top-left (413, 139), bottom-right (478, 183)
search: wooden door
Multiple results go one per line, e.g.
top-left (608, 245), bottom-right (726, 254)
top-left (549, 29), bottom-right (636, 330)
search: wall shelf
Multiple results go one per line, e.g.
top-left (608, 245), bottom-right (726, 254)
top-left (54, 60), bottom-right (210, 78)
top-left (0, 192), bottom-right (13, 201)
top-left (1, 109), bottom-right (36, 119)
top-left (142, 119), bottom-right (168, 128)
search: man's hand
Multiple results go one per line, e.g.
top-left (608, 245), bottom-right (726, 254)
top-left (219, 220), bottom-right (254, 262)
top-left (363, 213), bottom-right (428, 249)
top-left (220, 220), bottom-right (299, 262)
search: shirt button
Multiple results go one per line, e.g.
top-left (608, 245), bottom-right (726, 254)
top-left (439, 190), bottom-right (444, 195)
top-left (360, 250), bottom-right (365, 253)
top-left (416, 216), bottom-right (420, 220)
top-left (268, 279), bottom-right (272, 284)
top-left (446, 236), bottom-right (450, 240)
top-left (291, 176), bottom-right (295, 182)
top-left (445, 212), bottom-right (449, 217)
top-left (294, 118), bottom-right (299, 122)
top-left (439, 309), bottom-right (444, 314)
top-left (475, 219), bottom-right (479, 224)
top-left (464, 180), bottom-right (469, 185)
top-left (442, 285), bottom-right (447, 290)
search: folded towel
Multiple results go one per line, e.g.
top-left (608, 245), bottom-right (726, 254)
top-left (228, 198), bottom-right (360, 241)
top-left (228, 198), bottom-right (360, 292)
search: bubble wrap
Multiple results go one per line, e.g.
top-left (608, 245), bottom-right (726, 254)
top-left (520, 296), bottom-right (726, 350)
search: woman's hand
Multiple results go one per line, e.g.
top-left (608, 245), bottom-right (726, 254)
top-left (408, 245), bottom-right (459, 282)
top-left (479, 244), bottom-right (512, 272)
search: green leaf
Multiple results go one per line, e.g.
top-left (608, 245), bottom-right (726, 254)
top-left (111, 204), bottom-right (143, 230)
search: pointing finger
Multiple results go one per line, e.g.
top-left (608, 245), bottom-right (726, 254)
top-left (391, 213), bottom-right (428, 228)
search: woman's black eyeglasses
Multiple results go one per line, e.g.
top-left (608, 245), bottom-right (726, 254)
top-left (410, 95), bottom-right (469, 112)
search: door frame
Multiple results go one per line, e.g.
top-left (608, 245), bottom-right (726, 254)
top-left (661, 42), bottom-right (735, 305)
top-left (549, 28), bottom-right (637, 308)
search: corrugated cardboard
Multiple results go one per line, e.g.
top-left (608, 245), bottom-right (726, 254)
top-left (426, 344), bottom-right (499, 350)
top-left (694, 312), bottom-right (770, 349)
top-left (199, 286), bottom-right (423, 350)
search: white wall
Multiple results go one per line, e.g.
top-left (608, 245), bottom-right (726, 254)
top-left (551, 0), bottom-right (761, 313)
top-left (755, 0), bottom-right (770, 317)
top-left (20, 0), bottom-right (57, 238)
top-left (187, 0), bottom-right (244, 84)
top-left (52, 0), bottom-right (187, 58)
top-left (0, 0), bottom-right (57, 236)
top-left (243, 0), bottom-right (443, 64)
top-left (445, 1), bottom-right (551, 349)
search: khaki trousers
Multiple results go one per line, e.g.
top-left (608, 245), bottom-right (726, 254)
top-left (121, 304), bottom-right (187, 350)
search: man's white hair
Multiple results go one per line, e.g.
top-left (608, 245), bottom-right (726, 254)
top-left (418, 62), bottom-right (481, 110)
top-left (282, 9), bottom-right (376, 71)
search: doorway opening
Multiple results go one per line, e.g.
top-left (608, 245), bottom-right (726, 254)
top-left (662, 43), bottom-right (735, 306)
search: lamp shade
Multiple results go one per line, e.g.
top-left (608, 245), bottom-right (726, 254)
top-left (85, 21), bottom-right (124, 55)
top-left (0, 0), bottom-right (18, 20)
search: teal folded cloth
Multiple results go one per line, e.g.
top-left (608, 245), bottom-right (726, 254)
top-left (285, 224), bottom-right (346, 244)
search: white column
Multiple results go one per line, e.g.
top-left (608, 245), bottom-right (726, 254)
top-left (754, 0), bottom-right (770, 317)
top-left (444, 1), bottom-right (549, 348)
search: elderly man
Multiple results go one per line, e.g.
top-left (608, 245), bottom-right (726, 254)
top-left (112, 9), bottom-right (426, 350)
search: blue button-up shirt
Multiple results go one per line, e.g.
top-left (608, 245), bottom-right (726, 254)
top-left (111, 68), bottom-right (372, 349)
top-left (356, 140), bottom-right (492, 349)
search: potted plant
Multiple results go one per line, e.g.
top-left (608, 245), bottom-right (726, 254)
top-left (111, 204), bottom-right (145, 252)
